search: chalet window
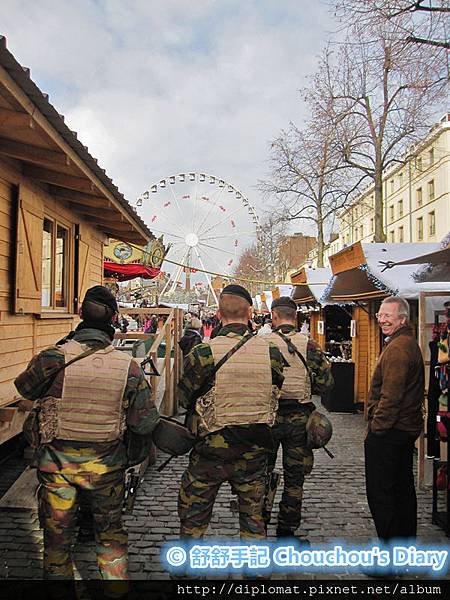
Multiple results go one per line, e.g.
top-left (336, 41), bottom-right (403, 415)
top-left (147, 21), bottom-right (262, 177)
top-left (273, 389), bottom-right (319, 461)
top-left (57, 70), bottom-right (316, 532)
top-left (429, 211), bottom-right (436, 236)
top-left (417, 217), bottom-right (423, 241)
top-left (428, 179), bottom-right (435, 201)
top-left (41, 217), bottom-right (70, 310)
top-left (416, 187), bottom-right (423, 207)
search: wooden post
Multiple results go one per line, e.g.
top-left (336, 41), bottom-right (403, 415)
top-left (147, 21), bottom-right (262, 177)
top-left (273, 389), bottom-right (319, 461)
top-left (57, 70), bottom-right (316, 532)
top-left (164, 315), bottom-right (173, 415)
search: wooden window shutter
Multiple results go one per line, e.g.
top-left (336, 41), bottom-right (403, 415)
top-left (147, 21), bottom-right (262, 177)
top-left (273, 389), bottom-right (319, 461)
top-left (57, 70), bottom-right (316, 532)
top-left (14, 185), bottom-right (44, 314)
top-left (75, 223), bottom-right (91, 312)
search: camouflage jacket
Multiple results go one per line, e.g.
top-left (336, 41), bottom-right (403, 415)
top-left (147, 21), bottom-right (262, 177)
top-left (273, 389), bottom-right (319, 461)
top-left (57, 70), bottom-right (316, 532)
top-left (14, 328), bottom-right (159, 471)
top-left (178, 323), bottom-right (284, 454)
top-left (273, 325), bottom-right (334, 399)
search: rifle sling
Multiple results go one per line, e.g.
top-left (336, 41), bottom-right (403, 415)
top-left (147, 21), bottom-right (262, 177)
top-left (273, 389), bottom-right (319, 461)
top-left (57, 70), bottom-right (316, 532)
top-left (189, 332), bottom-right (256, 410)
top-left (36, 342), bottom-right (110, 397)
top-left (275, 330), bottom-right (314, 385)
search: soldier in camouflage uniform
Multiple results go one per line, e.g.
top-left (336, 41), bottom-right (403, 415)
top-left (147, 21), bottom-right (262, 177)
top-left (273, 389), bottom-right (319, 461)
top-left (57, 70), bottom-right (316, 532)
top-left (15, 286), bottom-right (159, 582)
top-left (266, 297), bottom-right (333, 540)
top-left (177, 284), bottom-right (284, 541)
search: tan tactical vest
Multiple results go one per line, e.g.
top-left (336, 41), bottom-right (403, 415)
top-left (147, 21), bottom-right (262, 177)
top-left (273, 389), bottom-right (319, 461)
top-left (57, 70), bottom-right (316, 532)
top-left (267, 331), bottom-right (310, 403)
top-left (195, 334), bottom-right (278, 435)
top-left (38, 340), bottom-right (132, 443)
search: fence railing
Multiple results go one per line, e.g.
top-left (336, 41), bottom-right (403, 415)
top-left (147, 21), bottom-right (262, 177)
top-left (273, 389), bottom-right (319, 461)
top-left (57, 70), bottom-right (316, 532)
top-left (114, 307), bottom-right (184, 416)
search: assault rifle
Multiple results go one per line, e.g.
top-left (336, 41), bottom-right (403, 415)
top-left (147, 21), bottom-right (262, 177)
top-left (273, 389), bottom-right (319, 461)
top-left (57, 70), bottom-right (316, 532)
top-left (263, 471), bottom-right (281, 529)
top-left (123, 468), bottom-right (141, 514)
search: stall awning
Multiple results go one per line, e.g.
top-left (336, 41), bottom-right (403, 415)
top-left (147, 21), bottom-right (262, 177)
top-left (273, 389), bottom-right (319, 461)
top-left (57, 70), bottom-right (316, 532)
top-left (290, 267), bottom-right (334, 305)
top-left (324, 242), bottom-right (449, 302)
top-left (104, 261), bottom-right (160, 282)
top-left (378, 238), bottom-right (450, 283)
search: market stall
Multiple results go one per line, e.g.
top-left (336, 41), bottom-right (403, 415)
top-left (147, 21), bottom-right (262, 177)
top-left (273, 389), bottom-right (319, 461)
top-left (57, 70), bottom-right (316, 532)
top-left (290, 267), bottom-right (355, 412)
top-left (323, 242), bottom-right (449, 411)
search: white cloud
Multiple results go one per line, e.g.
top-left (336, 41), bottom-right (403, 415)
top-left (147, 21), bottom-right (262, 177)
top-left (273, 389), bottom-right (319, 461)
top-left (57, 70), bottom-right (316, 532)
top-left (2, 0), bottom-right (336, 274)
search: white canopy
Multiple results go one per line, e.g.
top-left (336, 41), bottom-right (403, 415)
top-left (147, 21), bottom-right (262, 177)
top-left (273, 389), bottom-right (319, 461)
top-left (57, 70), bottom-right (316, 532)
top-left (324, 243), bottom-right (449, 302)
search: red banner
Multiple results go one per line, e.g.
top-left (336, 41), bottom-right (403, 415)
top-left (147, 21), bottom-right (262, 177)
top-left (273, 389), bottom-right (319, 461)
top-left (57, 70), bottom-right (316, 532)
top-left (103, 261), bottom-right (160, 282)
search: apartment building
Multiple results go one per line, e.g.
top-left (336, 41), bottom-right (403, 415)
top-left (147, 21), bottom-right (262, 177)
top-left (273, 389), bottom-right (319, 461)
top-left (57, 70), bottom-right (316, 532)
top-left (306, 114), bottom-right (450, 267)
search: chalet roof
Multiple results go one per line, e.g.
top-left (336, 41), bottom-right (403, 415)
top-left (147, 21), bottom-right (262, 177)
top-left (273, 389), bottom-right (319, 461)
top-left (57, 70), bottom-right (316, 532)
top-left (290, 267), bottom-right (332, 304)
top-left (0, 36), bottom-right (153, 245)
top-left (324, 242), bottom-right (449, 302)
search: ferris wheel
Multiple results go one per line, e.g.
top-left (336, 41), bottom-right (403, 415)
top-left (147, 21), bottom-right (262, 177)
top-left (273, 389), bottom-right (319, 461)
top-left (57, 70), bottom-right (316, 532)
top-left (136, 172), bottom-right (260, 303)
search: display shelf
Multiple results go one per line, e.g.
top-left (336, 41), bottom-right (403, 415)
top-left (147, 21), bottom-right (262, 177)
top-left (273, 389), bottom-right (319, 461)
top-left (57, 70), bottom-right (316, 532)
top-left (432, 414), bottom-right (450, 537)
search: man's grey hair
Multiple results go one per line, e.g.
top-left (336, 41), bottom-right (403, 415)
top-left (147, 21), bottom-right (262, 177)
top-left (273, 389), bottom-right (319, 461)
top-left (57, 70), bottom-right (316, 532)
top-left (381, 296), bottom-right (410, 320)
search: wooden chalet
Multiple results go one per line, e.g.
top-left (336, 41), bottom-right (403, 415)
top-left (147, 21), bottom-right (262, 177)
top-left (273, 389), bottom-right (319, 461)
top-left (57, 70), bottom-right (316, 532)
top-left (0, 37), bottom-right (154, 444)
top-left (290, 266), bottom-right (332, 348)
top-left (324, 241), bottom-right (449, 408)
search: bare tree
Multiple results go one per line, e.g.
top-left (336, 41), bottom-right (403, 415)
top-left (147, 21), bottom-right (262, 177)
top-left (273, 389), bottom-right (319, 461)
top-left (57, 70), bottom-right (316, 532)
top-left (309, 24), bottom-right (447, 241)
top-left (260, 117), bottom-right (359, 267)
top-left (232, 216), bottom-right (287, 293)
top-left (333, 0), bottom-right (450, 50)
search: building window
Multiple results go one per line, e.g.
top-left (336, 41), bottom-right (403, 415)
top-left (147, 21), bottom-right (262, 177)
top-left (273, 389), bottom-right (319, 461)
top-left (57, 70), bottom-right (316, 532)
top-left (398, 226), bottom-right (404, 243)
top-left (416, 156), bottom-right (423, 172)
top-left (417, 217), bottom-right (423, 241)
top-left (416, 187), bottom-right (423, 207)
top-left (428, 179), bottom-right (435, 201)
top-left (42, 217), bottom-right (70, 310)
top-left (429, 211), bottom-right (436, 236)
top-left (389, 230), bottom-right (395, 243)
top-left (389, 205), bottom-right (394, 221)
top-left (370, 217), bottom-right (374, 233)
top-left (398, 172), bottom-right (403, 187)
top-left (390, 179), bottom-right (394, 194)
top-left (360, 224), bottom-right (364, 238)
top-left (398, 199), bottom-right (403, 217)
top-left (429, 147), bottom-right (434, 166)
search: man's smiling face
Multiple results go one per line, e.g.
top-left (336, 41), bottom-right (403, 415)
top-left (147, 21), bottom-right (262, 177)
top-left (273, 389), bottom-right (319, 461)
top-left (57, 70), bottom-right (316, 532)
top-left (376, 301), bottom-right (407, 337)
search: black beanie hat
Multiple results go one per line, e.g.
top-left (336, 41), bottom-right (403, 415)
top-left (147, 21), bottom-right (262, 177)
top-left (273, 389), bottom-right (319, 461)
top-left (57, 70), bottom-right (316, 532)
top-left (83, 285), bottom-right (118, 313)
top-left (271, 296), bottom-right (297, 311)
top-left (220, 284), bottom-right (252, 306)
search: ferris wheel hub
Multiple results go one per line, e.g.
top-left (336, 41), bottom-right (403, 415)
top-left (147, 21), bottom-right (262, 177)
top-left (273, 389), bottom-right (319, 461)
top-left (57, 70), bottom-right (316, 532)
top-left (185, 232), bottom-right (199, 248)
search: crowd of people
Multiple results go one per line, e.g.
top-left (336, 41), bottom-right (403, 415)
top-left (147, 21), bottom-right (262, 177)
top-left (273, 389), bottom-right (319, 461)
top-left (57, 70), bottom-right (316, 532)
top-left (14, 283), bottom-right (425, 588)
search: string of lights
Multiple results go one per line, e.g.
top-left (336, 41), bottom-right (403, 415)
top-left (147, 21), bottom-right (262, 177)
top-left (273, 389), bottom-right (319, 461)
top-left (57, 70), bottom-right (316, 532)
top-left (119, 240), bottom-right (328, 288)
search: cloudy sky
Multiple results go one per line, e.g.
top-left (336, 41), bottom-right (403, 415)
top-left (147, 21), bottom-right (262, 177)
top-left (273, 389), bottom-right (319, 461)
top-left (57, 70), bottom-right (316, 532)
top-left (2, 1), bottom-right (337, 278)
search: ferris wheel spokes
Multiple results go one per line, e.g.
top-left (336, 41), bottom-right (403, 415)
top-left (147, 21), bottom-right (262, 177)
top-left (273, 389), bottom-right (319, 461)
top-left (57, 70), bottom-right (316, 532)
top-left (167, 181), bottom-right (188, 227)
top-left (197, 241), bottom-right (237, 257)
top-left (193, 182), bottom-right (227, 240)
top-left (193, 246), bottom-right (218, 305)
top-left (197, 203), bottom-right (249, 240)
top-left (200, 231), bottom-right (255, 242)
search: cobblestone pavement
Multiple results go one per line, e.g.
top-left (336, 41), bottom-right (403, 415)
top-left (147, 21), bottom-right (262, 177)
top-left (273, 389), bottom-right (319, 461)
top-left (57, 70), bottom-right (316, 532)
top-left (0, 403), bottom-right (449, 581)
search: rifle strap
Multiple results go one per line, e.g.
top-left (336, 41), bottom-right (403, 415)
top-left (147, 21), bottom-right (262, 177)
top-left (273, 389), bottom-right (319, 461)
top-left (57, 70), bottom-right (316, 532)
top-left (211, 332), bottom-right (256, 376)
top-left (187, 332), bottom-right (256, 418)
top-left (275, 330), bottom-right (313, 385)
top-left (36, 342), bottom-right (110, 397)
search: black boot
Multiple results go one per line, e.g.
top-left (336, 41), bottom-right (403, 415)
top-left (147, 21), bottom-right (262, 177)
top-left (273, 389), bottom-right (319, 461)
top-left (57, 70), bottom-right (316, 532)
top-left (276, 528), bottom-right (310, 547)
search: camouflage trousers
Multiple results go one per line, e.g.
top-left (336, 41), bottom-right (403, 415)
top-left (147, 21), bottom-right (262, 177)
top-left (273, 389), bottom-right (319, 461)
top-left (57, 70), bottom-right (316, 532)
top-left (267, 404), bottom-right (315, 533)
top-left (37, 468), bottom-right (128, 580)
top-left (178, 447), bottom-right (268, 540)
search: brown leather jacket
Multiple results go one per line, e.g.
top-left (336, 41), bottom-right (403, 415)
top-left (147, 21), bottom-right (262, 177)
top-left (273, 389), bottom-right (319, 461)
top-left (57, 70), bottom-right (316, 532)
top-left (367, 324), bottom-right (424, 438)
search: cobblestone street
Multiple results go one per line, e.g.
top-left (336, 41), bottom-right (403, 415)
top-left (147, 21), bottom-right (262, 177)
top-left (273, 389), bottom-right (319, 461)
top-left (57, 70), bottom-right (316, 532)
top-left (0, 403), bottom-right (449, 581)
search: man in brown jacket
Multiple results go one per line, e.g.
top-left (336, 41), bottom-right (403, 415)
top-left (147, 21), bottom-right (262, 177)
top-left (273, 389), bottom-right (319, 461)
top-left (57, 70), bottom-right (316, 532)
top-left (365, 296), bottom-right (424, 542)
